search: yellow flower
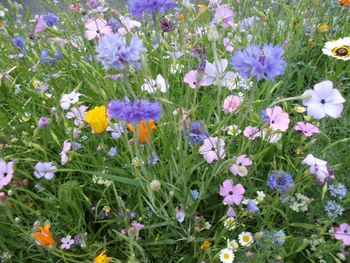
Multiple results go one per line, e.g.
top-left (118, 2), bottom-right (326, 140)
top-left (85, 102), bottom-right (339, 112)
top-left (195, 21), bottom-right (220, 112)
top-left (294, 106), bottom-right (306, 113)
top-left (317, 23), bottom-right (330, 34)
top-left (200, 240), bottom-right (212, 250)
top-left (197, 4), bottom-right (207, 11)
top-left (85, 106), bottom-right (108, 134)
top-left (93, 250), bottom-right (113, 263)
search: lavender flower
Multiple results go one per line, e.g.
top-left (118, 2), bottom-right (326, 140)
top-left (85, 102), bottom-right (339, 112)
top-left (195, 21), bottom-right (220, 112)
top-left (267, 170), bottom-right (294, 195)
top-left (12, 36), bottom-right (25, 49)
top-left (324, 200), bottom-right (344, 218)
top-left (231, 44), bottom-right (287, 80)
top-left (247, 199), bottom-right (260, 212)
top-left (37, 117), bottom-right (49, 128)
top-left (187, 121), bottom-right (209, 144)
top-left (107, 96), bottom-right (162, 123)
top-left (160, 18), bottom-right (174, 32)
top-left (0, 159), bottom-right (14, 190)
top-left (108, 17), bottom-right (120, 33)
top-left (329, 183), bottom-right (347, 200)
top-left (129, 0), bottom-right (177, 19)
top-left (96, 34), bottom-right (145, 70)
top-left (34, 162), bottom-right (57, 180)
top-left (43, 13), bottom-right (59, 27)
top-left (191, 189), bottom-right (199, 200)
top-left (273, 230), bottom-right (286, 245)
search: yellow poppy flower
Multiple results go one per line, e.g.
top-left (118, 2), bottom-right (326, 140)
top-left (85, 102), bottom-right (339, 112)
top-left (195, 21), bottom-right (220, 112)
top-left (85, 106), bottom-right (108, 134)
top-left (93, 250), bottom-right (113, 263)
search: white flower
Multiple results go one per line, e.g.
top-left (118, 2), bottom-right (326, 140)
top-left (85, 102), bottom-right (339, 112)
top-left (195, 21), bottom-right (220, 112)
top-left (224, 217), bottom-right (236, 231)
top-left (132, 157), bottom-right (144, 167)
top-left (226, 239), bottom-right (239, 251)
top-left (141, 74), bottom-right (168, 93)
top-left (256, 191), bottom-right (266, 203)
top-left (219, 248), bottom-right (235, 263)
top-left (226, 125), bottom-right (241, 136)
top-left (238, 231), bottom-right (254, 247)
top-left (60, 90), bottom-right (82, 110)
top-left (322, 37), bottom-right (350, 61)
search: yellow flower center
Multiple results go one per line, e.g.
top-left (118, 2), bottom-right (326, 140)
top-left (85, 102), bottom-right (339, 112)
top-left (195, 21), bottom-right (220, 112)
top-left (242, 235), bottom-right (250, 243)
top-left (223, 253), bottom-right (230, 260)
top-left (332, 46), bottom-right (350, 57)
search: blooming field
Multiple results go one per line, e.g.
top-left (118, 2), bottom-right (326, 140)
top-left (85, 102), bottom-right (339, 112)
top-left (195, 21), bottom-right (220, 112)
top-left (0, 0), bottom-right (350, 262)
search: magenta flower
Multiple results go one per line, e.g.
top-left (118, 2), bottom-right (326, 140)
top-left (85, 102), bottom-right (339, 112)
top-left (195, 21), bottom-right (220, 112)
top-left (223, 95), bottom-right (242, 114)
top-left (37, 117), bottom-right (49, 128)
top-left (85, 18), bottom-right (112, 41)
top-left (334, 223), bottom-right (350, 246)
top-left (230, 155), bottom-right (252, 177)
top-left (243, 126), bottom-right (260, 140)
top-left (302, 154), bottom-right (329, 183)
top-left (302, 80), bottom-right (346, 120)
top-left (0, 159), bottom-right (14, 190)
top-left (294, 122), bottom-right (320, 137)
top-left (199, 137), bottom-right (226, 163)
top-left (212, 5), bottom-right (235, 28)
top-left (265, 106), bottom-right (290, 132)
top-left (219, 179), bottom-right (245, 206)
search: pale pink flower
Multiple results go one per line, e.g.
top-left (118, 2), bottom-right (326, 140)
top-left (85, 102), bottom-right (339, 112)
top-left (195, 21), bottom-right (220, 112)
top-left (334, 223), bottom-right (350, 246)
top-left (66, 105), bottom-right (87, 126)
top-left (265, 106), bottom-right (290, 132)
top-left (200, 59), bottom-right (235, 88)
top-left (223, 95), bottom-right (242, 114)
top-left (223, 37), bottom-right (234, 52)
top-left (294, 122), bottom-right (320, 137)
top-left (34, 16), bottom-right (47, 33)
top-left (60, 90), bottom-right (81, 110)
top-left (131, 221), bottom-right (145, 231)
top-left (243, 126), bottom-right (260, 140)
top-left (219, 179), bottom-right (245, 206)
top-left (85, 18), bottom-right (112, 41)
top-left (118, 16), bottom-right (141, 35)
top-left (199, 137), bottom-right (226, 163)
top-left (230, 155), bottom-right (252, 177)
top-left (184, 70), bottom-right (200, 89)
top-left (60, 140), bottom-right (72, 165)
top-left (212, 5), bottom-right (235, 28)
top-left (302, 154), bottom-right (329, 182)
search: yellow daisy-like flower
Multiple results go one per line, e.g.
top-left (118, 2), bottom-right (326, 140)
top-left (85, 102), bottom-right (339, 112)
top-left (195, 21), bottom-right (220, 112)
top-left (317, 23), bottom-right (329, 34)
top-left (200, 240), bottom-right (212, 250)
top-left (322, 37), bottom-right (350, 60)
top-left (85, 106), bottom-right (108, 134)
top-left (294, 106), bottom-right (306, 113)
top-left (93, 250), bottom-right (113, 263)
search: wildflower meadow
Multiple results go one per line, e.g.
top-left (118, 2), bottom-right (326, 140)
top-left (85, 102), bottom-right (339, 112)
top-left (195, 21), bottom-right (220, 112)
top-left (1, 0), bottom-right (350, 262)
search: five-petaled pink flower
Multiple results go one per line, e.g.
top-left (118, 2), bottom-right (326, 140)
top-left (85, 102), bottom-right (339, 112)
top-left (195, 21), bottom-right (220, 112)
top-left (243, 126), bottom-right (260, 140)
top-left (0, 159), bottom-right (14, 190)
top-left (302, 80), bottom-right (346, 120)
top-left (212, 5), bottom-right (235, 28)
top-left (334, 223), bottom-right (350, 246)
top-left (302, 154), bottom-right (329, 183)
top-left (219, 179), bottom-right (245, 206)
top-left (199, 137), bottom-right (226, 163)
top-left (184, 70), bottom-right (201, 89)
top-left (266, 106), bottom-right (290, 132)
top-left (85, 18), bottom-right (112, 41)
top-left (230, 155), bottom-right (252, 177)
top-left (223, 95), bottom-right (242, 114)
top-left (294, 122), bottom-right (319, 137)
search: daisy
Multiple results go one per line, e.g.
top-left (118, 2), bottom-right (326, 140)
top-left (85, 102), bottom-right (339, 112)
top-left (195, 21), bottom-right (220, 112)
top-left (219, 248), bottom-right (235, 263)
top-left (226, 124), bottom-right (241, 136)
top-left (322, 37), bottom-right (350, 60)
top-left (224, 217), bottom-right (236, 230)
top-left (238, 231), bottom-right (254, 247)
top-left (227, 239), bottom-right (239, 251)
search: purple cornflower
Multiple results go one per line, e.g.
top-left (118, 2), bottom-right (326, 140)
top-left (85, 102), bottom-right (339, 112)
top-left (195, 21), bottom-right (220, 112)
top-left (129, 0), bottom-right (177, 19)
top-left (107, 96), bottom-right (162, 123)
top-left (230, 44), bottom-right (287, 80)
top-left (108, 17), bottom-right (120, 33)
top-left (12, 36), bottom-right (25, 49)
top-left (43, 13), bottom-right (59, 27)
top-left (160, 18), bottom-right (174, 32)
top-left (96, 34), bottom-right (145, 70)
top-left (0, 159), bottom-right (14, 190)
top-left (267, 170), bottom-right (294, 195)
top-left (329, 183), bottom-right (347, 200)
top-left (187, 121), bottom-right (209, 144)
top-left (34, 162), bottom-right (57, 180)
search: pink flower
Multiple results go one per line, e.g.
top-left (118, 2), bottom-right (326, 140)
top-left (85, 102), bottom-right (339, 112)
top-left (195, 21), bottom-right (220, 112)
top-left (223, 37), bottom-right (234, 52)
top-left (131, 221), bottom-right (145, 231)
top-left (60, 140), bottom-right (72, 165)
top-left (302, 80), bottom-right (346, 120)
top-left (201, 59), bottom-right (235, 88)
top-left (266, 106), bottom-right (290, 132)
top-left (66, 105), bottom-right (87, 126)
top-left (243, 126), bottom-right (260, 140)
top-left (212, 5), bottom-right (235, 28)
top-left (118, 16), bottom-right (141, 35)
top-left (0, 159), bottom-right (14, 190)
top-left (184, 70), bottom-right (200, 89)
top-left (34, 16), bottom-right (48, 33)
top-left (294, 122), bottom-right (319, 137)
top-left (223, 95), bottom-right (242, 114)
top-left (334, 223), bottom-right (350, 246)
top-left (230, 155), bottom-right (252, 177)
top-left (302, 154), bottom-right (329, 183)
top-left (60, 90), bottom-right (81, 110)
top-left (199, 137), bottom-right (226, 163)
top-left (219, 179), bottom-right (245, 206)
top-left (85, 18), bottom-right (112, 41)
top-left (227, 206), bottom-right (236, 217)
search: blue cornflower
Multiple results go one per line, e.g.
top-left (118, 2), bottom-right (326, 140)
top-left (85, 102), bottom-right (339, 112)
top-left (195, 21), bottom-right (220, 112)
top-left (188, 121), bottom-right (209, 144)
top-left (54, 52), bottom-right (62, 60)
top-left (108, 17), bottom-right (120, 33)
top-left (107, 96), bottom-right (162, 123)
top-left (129, 0), bottom-right (177, 19)
top-left (43, 13), bottom-right (59, 27)
top-left (324, 200), bottom-right (344, 218)
top-left (41, 49), bottom-right (54, 65)
top-left (267, 170), bottom-right (294, 195)
top-left (329, 183), bottom-right (347, 200)
top-left (96, 34), bottom-right (145, 70)
top-left (247, 199), bottom-right (260, 212)
top-left (12, 36), bottom-right (25, 49)
top-left (273, 230), bottom-right (286, 245)
top-left (191, 189), bottom-right (199, 200)
top-left (230, 44), bottom-right (287, 80)
top-left (147, 152), bottom-right (159, 164)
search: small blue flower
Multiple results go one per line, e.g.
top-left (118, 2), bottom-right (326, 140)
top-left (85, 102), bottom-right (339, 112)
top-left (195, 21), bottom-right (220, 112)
top-left (108, 17), bottom-right (120, 33)
top-left (191, 189), bottom-right (199, 200)
top-left (108, 147), bottom-right (117, 157)
top-left (176, 210), bottom-right (185, 223)
top-left (267, 170), bottom-right (294, 195)
top-left (147, 152), bottom-right (159, 164)
top-left (247, 199), bottom-right (260, 212)
top-left (12, 36), bottom-right (25, 49)
top-left (324, 200), bottom-right (344, 218)
top-left (129, 0), bottom-right (177, 19)
top-left (273, 230), bottom-right (286, 245)
top-left (43, 13), bottom-right (59, 27)
top-left (329, 183), bottom-right (347, 200)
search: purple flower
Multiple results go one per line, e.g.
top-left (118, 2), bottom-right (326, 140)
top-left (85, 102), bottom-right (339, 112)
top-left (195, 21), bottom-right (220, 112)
top-left (107, 96), bottom-right (162, 123)
top-left (129, 0), bottom-right (177, 19)
top-left (175, 207), bottom-right (185, 223)
top-left (37, 117), bottom-right (49, 128)
top-left (147, 152), bottom-right (159, 164)
top-left (61, 235), bottom-right (74, 250)
top-left (199, 137), bottom-right (226, 163)
top-left (0, 159), bottom-right (14, 190)
top-left (108, 147), bottom-right (117, 157)
top-left (108, 17), bottom-right (120, 33)
top-left (160, 18), bottom-right (174, 32)
top-left (43, 13), bottom-right (59, 27)
top-left (96, 33), bottom-right (145, 70)
top-left (231, 44), bottom-right (287, 80)
top-left (106, 123), bottom-right (124, 138)
top-left (187, 121), bottom-right (209, 144)
top-left (267, 170), bottom-right (294, 195)
top-left (34, 162), bottom-right (57, 180)
top-left (12, 36), bottom-right (25, 49)
top-left (131, 221), bottom-right (145, 231)
top-left (247, 199), bottom-right (259, 212)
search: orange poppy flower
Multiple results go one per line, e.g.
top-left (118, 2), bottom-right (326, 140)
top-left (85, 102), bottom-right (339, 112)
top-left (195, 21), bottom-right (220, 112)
top-left (339, 0), bottom-right (350, 6)
top-left (93, 250), bottom-right (113, 263)
top-left (33, 224), bottom-right (55, 247)
top-left (127, 120), bottom-right (156, 144)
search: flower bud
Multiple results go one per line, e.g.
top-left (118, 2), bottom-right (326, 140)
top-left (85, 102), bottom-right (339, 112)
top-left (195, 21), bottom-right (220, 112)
top-left (207, 25), bottom-right (219, 42)
top-left (150, 180), bottom-right (161, 191)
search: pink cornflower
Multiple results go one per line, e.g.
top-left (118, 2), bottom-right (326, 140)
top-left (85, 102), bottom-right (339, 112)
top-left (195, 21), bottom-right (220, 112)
top-left (302, 154), bottom-right (329, 183)
top-left (212, 5), bottom-right (235, 28)
top-left (223, 95), bottom-right (242, 114)
top-left (243, 126), bottom-right (260, 140)
top-left (294, 122), bottom-right (320, 137)
top-left (334, 223), bottom-right (350, 246)
top-left (85, 18), bottom-right (112, 41)
top-left (199, 137), bottom-right (226, 163)
top-left (219, 179), bottom-right (245, 206)
top-left (302, 80), bottom-right (346, 120)
top-left (265, 106), bottom-right (290, 132)
top-left (230, 155), bottom-right (252, 177)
